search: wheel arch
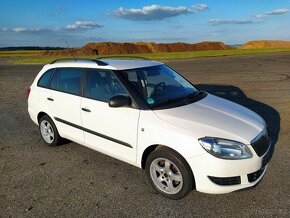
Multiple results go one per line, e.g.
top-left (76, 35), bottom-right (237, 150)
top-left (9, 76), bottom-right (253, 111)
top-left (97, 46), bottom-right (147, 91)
top-left (37, 111), bottom-right (49, 124)
top-left (142, 144), bottom-right (196, 190)
top-left (141, 144), bottom-right (161, 169)
top-left (37, 112), bottom-right (61, 136)
top-left (141, 144), bottom-right (194, 176)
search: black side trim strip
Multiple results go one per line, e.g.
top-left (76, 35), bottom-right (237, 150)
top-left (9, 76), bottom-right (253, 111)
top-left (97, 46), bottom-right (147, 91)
top-left (54, 117), bottom-right (133, 148)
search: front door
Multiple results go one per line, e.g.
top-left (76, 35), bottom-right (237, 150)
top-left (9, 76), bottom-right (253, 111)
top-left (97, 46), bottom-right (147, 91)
top-left (81, 68), bottom-right (140, 164)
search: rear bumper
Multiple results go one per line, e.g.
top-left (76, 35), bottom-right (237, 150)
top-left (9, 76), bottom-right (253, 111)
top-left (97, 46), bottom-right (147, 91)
top-left (187, 143), bottom-right (274, 194)
top-left (28, 108), bottom-right (38, 125)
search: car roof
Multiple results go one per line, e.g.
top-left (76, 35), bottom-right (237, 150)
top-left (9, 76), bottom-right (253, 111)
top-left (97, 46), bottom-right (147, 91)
top-left (45, 59), bottom-right (163, 71)
top-left (104, 60), bottom-right (162, 70)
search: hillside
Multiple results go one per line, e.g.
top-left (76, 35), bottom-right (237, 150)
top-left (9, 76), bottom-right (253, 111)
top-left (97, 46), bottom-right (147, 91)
top-left (240, 40), bottom-right (290, 49)
top-left (42, 41), bottom-right (232, 56)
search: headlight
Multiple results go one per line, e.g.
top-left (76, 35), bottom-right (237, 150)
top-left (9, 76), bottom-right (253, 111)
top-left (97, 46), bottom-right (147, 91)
top-left (198, 137), bottom-right (253, 159)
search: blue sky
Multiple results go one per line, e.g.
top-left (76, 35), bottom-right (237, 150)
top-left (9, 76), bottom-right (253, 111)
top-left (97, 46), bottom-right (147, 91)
top-left (0, 0), bottom-right (289, 47)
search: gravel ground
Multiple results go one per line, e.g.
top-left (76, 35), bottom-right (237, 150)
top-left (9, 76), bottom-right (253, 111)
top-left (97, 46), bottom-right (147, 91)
top-left (0, 53), bottom-right (289, 217)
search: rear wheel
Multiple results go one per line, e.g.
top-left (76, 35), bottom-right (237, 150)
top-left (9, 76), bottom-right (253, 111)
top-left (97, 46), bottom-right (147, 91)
top-left (145, 147), bottom-right (193, 199)
top-left (39, 115), bottom-right (61, 147)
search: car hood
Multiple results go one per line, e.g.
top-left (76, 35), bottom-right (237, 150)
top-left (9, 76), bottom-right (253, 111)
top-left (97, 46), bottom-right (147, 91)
top-left (153, 94), bottom-right (265, 143)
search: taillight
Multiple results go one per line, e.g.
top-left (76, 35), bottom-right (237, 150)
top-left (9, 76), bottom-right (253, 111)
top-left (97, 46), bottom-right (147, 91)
top-left (27, 87), bottom-right (31, 97)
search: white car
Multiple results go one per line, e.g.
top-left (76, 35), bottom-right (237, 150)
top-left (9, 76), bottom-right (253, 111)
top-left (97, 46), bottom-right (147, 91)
top-left (28, 58), bottom-right (274, 199)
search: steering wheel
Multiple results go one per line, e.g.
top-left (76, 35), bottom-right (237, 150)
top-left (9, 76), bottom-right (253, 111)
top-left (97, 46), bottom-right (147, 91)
top-left (152, 82), bottom-right (166, 96)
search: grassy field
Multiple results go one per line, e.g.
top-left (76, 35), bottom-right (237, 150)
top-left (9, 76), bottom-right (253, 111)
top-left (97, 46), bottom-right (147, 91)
top-left (1, 48), bottom-right (290, 64)
top-left (0, 50), bottom-right (42, 58)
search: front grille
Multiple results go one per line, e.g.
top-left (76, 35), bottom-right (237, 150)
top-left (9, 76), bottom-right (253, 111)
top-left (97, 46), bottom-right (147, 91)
top-left (247, 167), bottom-right (266, 183)
top-left (251, 132), bottom-right (270, 157)
top-left (262, 144), bottom-right (274, 167)
top-left (208, 176), bottom-right (241, 186)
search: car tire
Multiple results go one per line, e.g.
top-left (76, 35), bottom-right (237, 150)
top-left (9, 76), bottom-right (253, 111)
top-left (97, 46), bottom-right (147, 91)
top-left (39, 115), bottom-right (61, 147)
top-left (145, 147), bottom-right (194, 200)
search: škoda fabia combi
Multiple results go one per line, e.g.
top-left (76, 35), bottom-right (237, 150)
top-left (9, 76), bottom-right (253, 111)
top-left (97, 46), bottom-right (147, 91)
top-left (28, 58), bottom-right (274, 199)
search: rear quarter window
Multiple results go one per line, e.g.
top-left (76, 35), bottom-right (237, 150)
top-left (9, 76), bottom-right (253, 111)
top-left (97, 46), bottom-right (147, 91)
top-left (37, 69), bottom-right (53, 87)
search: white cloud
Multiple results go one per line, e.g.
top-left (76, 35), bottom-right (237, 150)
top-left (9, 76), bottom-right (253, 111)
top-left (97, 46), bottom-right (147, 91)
top-left (66, 21), bottom-right (103, 30)
top-left (111, 5), bottom-right (193, 21)
top-left (254, 14), bottom-right (266, 18)
top-left (13, 27), bottom-right (28, 32)
top-left (265, 8), bottom-right (289, 15)
top-left (209, 19), bottom-right (255, 25)
top-left (193, 4), bottom-right (209, 11)
top-left (209, 33), bottom-right (220, 36)
top-left (2, 27), bottom-right (50, 33)
top-left (1, 20), bottom-right (104, 34)
top-left (255, 8), bottom-right (289, 18)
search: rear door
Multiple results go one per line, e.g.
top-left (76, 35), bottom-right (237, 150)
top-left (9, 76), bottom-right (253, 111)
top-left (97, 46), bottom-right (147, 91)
top-left (81, 69), bottom-right (140, 164)
top-left (45, 67), bottom-right (84, 144)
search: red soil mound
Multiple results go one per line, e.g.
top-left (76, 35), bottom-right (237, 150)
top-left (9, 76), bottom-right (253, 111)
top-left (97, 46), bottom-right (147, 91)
top-left (42, 41), bottom-right (232, 56)
top-left (240, 40), bottom-right (290, 49)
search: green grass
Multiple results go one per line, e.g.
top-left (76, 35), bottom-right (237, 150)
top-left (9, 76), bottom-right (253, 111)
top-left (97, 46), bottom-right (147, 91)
top-left (7, 48), bottom-right (290, 64)
top-left (0, 50), bottom-right (42, 58)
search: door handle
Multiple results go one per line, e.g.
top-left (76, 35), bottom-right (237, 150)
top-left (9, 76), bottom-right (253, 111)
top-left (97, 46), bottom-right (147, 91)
top-left (47, 97), bottom-right (54, 101)
top-left (82, 107), bottom-right (91, 112)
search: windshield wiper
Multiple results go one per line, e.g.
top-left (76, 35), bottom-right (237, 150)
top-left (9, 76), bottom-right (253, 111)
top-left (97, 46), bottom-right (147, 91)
top-left (151, 91), bottom-right (206, 109)
top-left (172, 91), bottom-right (204, 102)
top-left (184, 91), bottom-right (202, 99)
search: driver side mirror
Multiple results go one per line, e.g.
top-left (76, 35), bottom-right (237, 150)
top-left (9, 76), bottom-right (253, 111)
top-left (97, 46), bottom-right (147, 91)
top-left (109, 95), bottom-right (131, 108)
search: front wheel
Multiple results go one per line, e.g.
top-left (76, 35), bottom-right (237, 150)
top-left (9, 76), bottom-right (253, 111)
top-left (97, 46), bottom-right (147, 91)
top-left (145, 147), bottom-right (194, 199)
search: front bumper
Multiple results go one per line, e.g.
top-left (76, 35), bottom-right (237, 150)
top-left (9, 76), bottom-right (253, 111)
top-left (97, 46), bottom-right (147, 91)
top-left (187, 143), bottom-right (274, 194)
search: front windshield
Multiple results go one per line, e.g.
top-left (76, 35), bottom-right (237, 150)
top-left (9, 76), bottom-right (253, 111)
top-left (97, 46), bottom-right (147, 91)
top-left (121, 64), bottom-right (200, 109)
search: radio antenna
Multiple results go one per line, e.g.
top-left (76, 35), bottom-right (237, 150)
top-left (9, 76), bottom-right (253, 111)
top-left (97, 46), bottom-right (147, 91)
top-left (64, 40), bottom-right (76, 60)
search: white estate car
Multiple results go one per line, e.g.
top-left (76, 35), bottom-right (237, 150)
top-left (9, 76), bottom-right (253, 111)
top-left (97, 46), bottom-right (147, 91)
top-left (28, 58), bottom-right (274, 199)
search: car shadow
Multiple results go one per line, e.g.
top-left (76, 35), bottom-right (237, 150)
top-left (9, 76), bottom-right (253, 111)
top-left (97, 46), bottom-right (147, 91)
top-left (196, 84), bottom-right (280, 145)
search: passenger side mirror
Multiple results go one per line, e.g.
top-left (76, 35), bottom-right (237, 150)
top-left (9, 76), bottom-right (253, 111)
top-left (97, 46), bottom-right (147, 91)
top-left (109, 95), bottom-right (131, 108)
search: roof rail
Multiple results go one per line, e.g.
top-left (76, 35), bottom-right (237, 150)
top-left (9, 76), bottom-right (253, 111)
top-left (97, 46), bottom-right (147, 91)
top-left (98, 56), bottom-right (149, 60)
top-left (50, 58), bottom-right (108, 66)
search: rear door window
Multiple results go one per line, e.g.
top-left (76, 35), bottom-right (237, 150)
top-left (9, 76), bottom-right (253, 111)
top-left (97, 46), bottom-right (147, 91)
top-left (58, 68), bottom-right (82, 95)
top-left (48, 68), bottom-right (82, 95)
